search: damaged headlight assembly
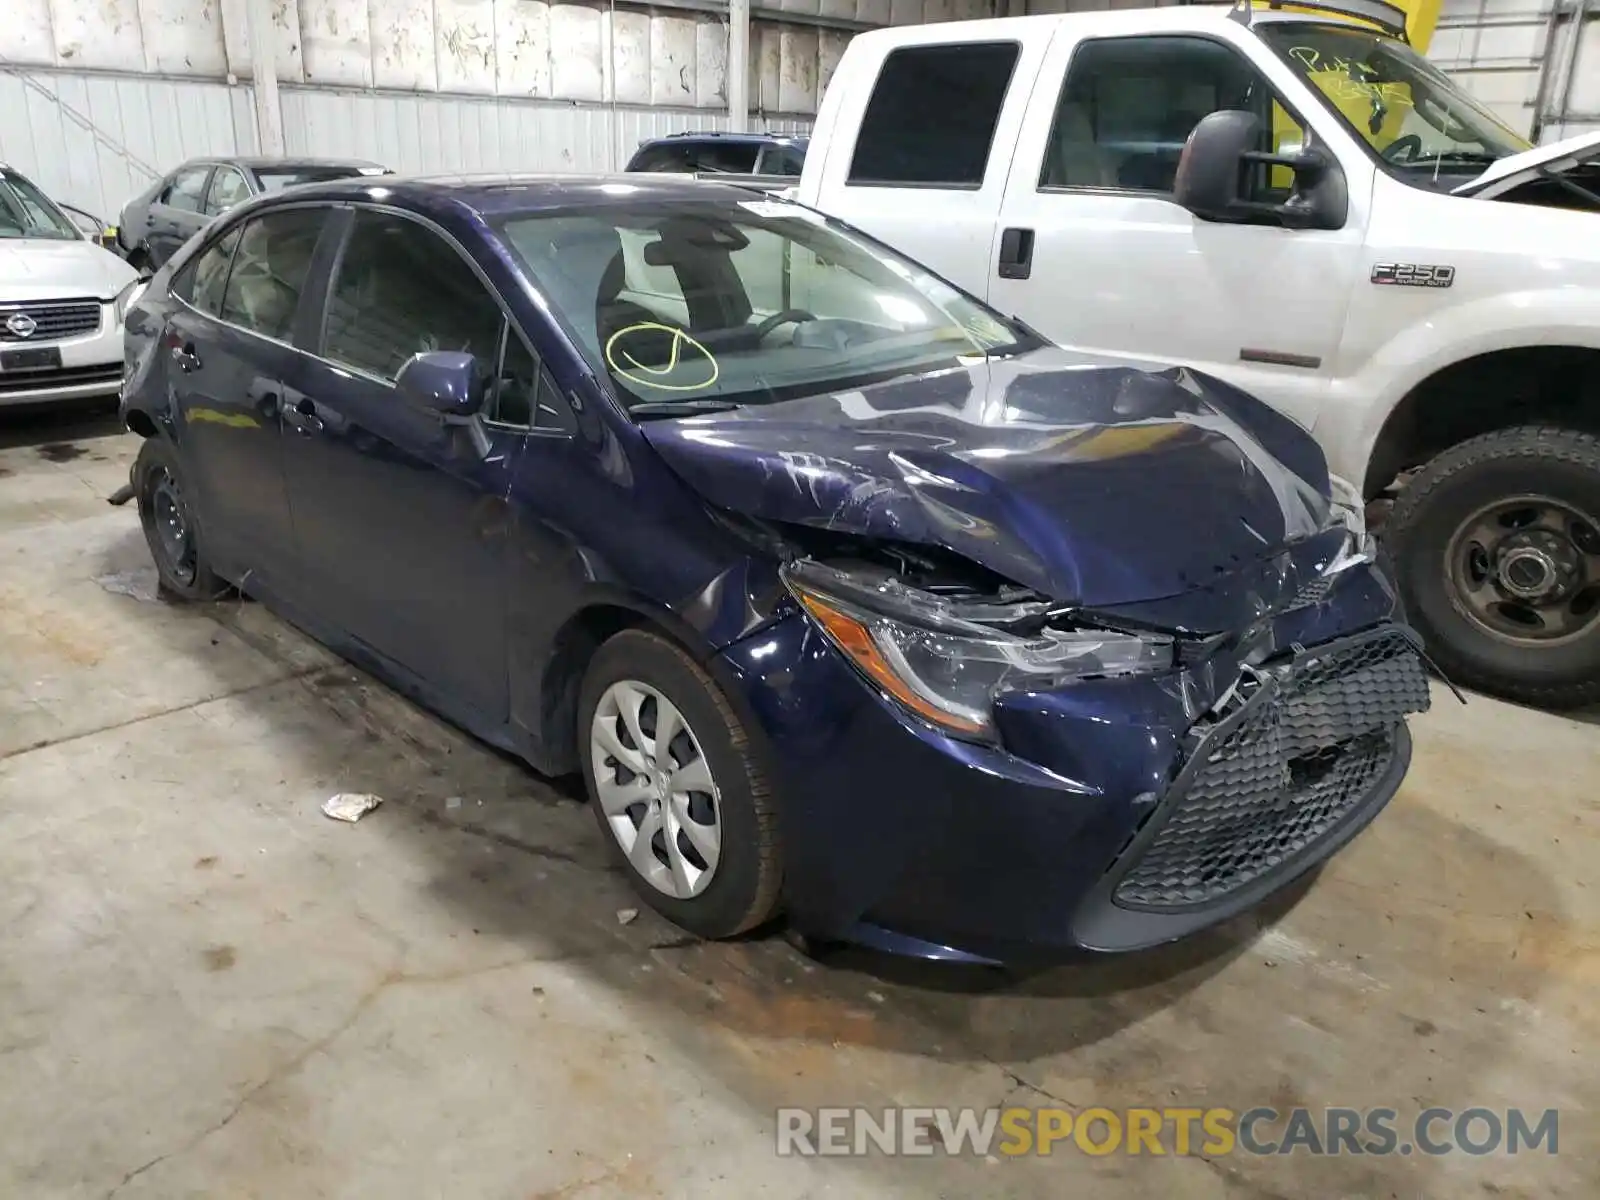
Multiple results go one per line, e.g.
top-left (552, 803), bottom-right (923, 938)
top-left (781, 559), bottom-right (1173, 739)
top-left (1325, 474), bottom-right (1378, 576)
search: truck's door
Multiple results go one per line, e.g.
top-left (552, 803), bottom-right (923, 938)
top-left (987, 29), bottom-right (1368, 431)
top-left (801, 25), bottom-right (1055, 292)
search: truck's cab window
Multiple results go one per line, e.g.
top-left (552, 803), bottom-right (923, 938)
top-left (1041, 36), bottom-right (1305, 200)
top-left (848, 42), bottom-right (1021, 188)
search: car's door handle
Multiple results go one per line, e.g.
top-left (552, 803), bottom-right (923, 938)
top-left (997, 226), bottom-right (1035, 280)
top-left (169, 341), bottom-right (201, 373)
top-left (283, 396), bottom-right (324, 436)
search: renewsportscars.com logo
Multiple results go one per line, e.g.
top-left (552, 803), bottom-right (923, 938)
top-left (775, 1106), bottom-right (1560, 1158)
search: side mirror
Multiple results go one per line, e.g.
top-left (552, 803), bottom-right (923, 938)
top-left (396, 351), bottom-right (488, 421)
top-left (1174, 110), bottom-right (1347, 230)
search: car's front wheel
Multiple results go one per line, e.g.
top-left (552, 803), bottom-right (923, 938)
top-left (1387, 425), bottom-right (1600, 708)
top-left (578, 629), bottom-right (782, 938)
top-left (134, 438), bottom-right (226, 602)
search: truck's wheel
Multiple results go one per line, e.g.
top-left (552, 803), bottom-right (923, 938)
top-left (1386, 426), bottom-right (1600, 708)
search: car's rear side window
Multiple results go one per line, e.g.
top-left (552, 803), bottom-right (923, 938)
top-left (173, 227), bottom-right (242, 315)
top-left (847, 42), bottom-right (1020, 188)
top-left (219, 209), bottom-right (328, 343)
top-left (322, 210), bottom-right (503, 382)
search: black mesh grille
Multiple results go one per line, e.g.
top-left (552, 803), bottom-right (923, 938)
top-left (0, 301), bottom-right (102, 343)
top-left (1113, 628), bottom-right (1429, 911)
top-left (0, 364), bottom-right (122, 395)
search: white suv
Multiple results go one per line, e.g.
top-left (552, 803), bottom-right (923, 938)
top-left (1, 163), bottom-right (141, 408)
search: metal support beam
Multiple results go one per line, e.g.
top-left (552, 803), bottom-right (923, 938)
top-left (729, 0), bottom-right (751, 133)
top-left (245, 0), bottom-right (285, 156)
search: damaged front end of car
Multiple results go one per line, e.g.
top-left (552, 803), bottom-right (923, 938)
top-left (645, 357), bottom-right (1436, 959)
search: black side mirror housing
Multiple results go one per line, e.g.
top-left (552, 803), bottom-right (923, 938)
top-left (396, 350), bottom-right (488, 420)
top-left (1174, 110), bottom-right (1348, 231)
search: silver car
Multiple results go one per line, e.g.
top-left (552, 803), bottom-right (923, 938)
top-left (1, 163), bottom-right (141, 408)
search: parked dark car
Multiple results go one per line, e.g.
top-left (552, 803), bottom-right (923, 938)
top-left (119, 174), bottom-right (1430, 963)
top-left (116, 156), bottom-right (390, 274)
top-left (626, 131), bottom-right (807, 177)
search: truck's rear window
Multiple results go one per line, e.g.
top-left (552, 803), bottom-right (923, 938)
top-left (848, 42), bottom-right (1020, 189)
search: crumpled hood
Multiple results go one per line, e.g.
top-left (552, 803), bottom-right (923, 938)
top-left (641, 348), bottom-right (1335, 610)
top-left (0, 237), bottom-right (137, 305)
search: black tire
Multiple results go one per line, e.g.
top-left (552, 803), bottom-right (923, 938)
top-left (1386, 425), bottom-right (1600, 708)
top-left (133, 437), bottom-right (228, 602)
top-left (578, 629), bottom-right (782, 938)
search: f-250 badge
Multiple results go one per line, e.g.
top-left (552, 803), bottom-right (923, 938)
top-left (1371, 262), bottom-right (1456, 288)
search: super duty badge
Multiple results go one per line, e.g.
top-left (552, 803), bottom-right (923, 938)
top-left (1371, 262), bottom-right (1456, 288)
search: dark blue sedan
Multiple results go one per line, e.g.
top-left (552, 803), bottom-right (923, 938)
top-left (119, 174), bottom-right (1430, 963)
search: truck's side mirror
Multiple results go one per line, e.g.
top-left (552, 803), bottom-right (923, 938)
top-left (1175, 110), bottom-right (1348, 231)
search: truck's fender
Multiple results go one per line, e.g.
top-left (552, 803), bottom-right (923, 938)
top-left (1316, 288), bottom-right (1600, 487)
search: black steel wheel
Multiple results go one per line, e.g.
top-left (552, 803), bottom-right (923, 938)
top-left (1387, 426), bottom-right (1600, 708)
top-left (134, 437), bottom-right (226, 601)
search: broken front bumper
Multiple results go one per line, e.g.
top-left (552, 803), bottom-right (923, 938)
top-left (716, 568), bottom-right (1431, 963)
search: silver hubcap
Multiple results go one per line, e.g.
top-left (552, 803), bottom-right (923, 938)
top-left (590, 680), bottom-right (721, 899)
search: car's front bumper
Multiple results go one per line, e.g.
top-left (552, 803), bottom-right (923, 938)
top-left (717, 561), bottom-right (1429, 963)
top-left (0, 303), bottom-right (123, 407)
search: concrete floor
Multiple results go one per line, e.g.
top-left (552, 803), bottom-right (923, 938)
top-left (0, 408), bottom-right (1595, 1200)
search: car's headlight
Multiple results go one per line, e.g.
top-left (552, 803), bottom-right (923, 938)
top-left (113, 279), bottom-right (146, 326)
top-left (782, 560), bottom-right (1173, 739)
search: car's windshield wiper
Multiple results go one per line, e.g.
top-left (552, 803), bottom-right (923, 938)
top-left (628, 398), bottom-right (745, 419)
top-left (1407, 151), bottom-right (1502, 166)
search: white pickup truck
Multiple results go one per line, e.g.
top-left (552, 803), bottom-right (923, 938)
top-left (792, 0), bottom-right (1600, 708)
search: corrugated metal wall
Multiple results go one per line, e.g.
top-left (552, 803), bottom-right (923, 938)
top-left (0, 0), bottom-right (989, 219)
top-left (1431, 0), bottom-right (1600, 140)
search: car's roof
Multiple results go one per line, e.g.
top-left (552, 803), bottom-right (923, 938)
top-left (252, 172), bottom-right (776, 218)
top-left (638, 131), bottom-right (807, 148)
top-left (188, 155), bottom-right (387, 172)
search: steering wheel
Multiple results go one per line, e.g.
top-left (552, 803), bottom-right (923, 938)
top-left (1382, 134), bottom-right (1424, 164)
top-left (753, 308), bottom-right (816, 341)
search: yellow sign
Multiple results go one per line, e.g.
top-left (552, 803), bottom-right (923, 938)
top-left (604, 323), bottom-right (719, 392)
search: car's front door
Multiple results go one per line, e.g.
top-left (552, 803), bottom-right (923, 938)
top-left (986, 33), bottom-right (1367, 431)
top-left (163, 207), bottom-right (331, 589)
top-left (203, 165), bottom-right (253, 221)
top-left (148, 165), bottom-right (213, 266)
top-left (280, 206), bottom-right (525, 724)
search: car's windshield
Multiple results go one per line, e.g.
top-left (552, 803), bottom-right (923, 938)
top-left (497, 197), bottom-right (1035, 414)
top-left (1259, 23), bottom-right (1531, 189)
top-left (256, 166), bottom-right (381, 193)
top-left (0, 170), bottom-right (79, 240)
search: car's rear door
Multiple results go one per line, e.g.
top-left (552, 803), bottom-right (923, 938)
top-left (148, 165), bottom-right (213, 265)
top-left (279, 206), bottom-right (526, 725)
top-left (162, 207), bottom-right (335, 590)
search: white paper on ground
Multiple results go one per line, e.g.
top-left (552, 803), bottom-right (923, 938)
top-left (322, 793), bottom-right (384, 822)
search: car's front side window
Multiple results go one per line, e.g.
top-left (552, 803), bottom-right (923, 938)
top-left (498, 200), bottom-right (1032, 414)
top-left (165, 168), bottom-right (211, 213)
top-left (219, 209), bottom-right (327, 342)
top-left (1040, 35), bottom-right (1305, 199)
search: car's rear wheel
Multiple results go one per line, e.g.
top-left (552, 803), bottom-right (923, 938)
top-left (134, 438), bottom-right (226, 602)
top-left (578, 629), bottom-right (782, 938)
top-left (1386, 425), bottom-right (1600, 708)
